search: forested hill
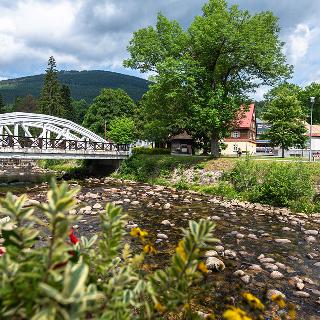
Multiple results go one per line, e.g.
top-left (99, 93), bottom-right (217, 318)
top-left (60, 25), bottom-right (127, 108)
top-left (0, 70), bottom-right (150, 104)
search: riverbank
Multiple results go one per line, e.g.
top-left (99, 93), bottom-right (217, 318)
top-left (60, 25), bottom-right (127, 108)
top-left (2, 176), bottom-right (319, 318)
top-left (113, 155), bottom-right (320, 214)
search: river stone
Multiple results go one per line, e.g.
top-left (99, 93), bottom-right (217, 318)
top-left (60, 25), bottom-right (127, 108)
top-left (304, 229), bottom-right (318, 235)
top-left (293, 291), bottom-right (310, 298)
top-left (69, 209), bottom-right (77, 215)
top-left (214, 245), bottom-right (224, 252)
top-left (296, 282), bottom-right (305, 290)
top-left (204, 250), bottom-right (218, 257)
top-left (224, 249), bottom-right (237, 259)
top-left (267, 289), bottom-right (285, 300)
top-left (249, 264), bottom-right (262, 272)
top-left (25, 199), bottom-right (40, 206)
top-left (264, 263), bottom-right (278, 271)
top-left (275, 262), bottom-right (286, 270)
top-left (163, 203), bottom-right (171, 210)
top-left (270, 271), bottom-right (284, 279)
top-left (313, 262), bottom-right (320, 267)
top-left (233, 270), bottom-right (245, 277)
top-left (241, 275), bottom-right (250, 284)
top-left (93, 203), bottom-right (102, 209)
top-left (131, 201), bottom-right (140, 205)
top-left (157, 233), bottom-right (168, 240)
top-left (274, 238), bottom-right (291, 244)
top-left (260, 257), bottom-right (275, 263)
top-left (306, 236), bottom-right (316, 242)
top-left (205, 257), bottom-right (225, 271)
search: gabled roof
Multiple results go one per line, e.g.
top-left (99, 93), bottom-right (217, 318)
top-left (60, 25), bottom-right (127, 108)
top-left (170, 131), bottom-right (193, 140)
top-left (236, 103), bottom-right (255, 129)
top-left (306, 123), bottom-right (320, 137)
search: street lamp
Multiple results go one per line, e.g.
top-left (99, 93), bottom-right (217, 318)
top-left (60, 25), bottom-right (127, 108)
top-left (309, 96), bottom-right (316, 161)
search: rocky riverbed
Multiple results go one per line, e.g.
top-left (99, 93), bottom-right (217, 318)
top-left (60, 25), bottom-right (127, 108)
top-left (1, 177), bottom-right (320, 319)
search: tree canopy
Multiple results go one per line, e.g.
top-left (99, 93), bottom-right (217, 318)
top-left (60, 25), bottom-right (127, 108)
top-left (124, 0), bottom-right (291, 156)
top-left (82, 88), bottom-right (136, 138)
top-left (262, 86), bottom-right (307, 157)
top-left (108, 117), bottom-right (136, 144)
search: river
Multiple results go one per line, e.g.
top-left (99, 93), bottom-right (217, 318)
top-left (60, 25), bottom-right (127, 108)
top-left (0, 169), bottom-right (320, 319)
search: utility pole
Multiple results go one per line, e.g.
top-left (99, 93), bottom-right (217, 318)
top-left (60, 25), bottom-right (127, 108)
top-left (104, 120), bottom-right (107, 141)
top-left (309, 97), bottom-right (315, 162)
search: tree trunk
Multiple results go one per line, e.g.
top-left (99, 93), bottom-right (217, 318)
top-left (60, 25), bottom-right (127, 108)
top-left (210, 130), bottom-right (220, 158)
top-left (281, 146), bottom-right (285, 158)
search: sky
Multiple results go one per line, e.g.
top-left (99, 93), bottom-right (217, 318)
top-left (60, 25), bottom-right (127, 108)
top-left (0, 0), bottom-right (319, 100)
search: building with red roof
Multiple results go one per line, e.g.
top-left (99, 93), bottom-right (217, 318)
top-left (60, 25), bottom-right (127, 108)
top-left (222, 103), bottom-right (256, 155)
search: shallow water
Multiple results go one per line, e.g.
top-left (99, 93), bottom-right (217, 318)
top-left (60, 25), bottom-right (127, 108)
top-left (1, 175), bottom-right (320, 319)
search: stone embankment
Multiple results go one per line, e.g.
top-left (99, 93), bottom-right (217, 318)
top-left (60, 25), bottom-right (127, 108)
top-left (0, 176), bottom-right (319, 318)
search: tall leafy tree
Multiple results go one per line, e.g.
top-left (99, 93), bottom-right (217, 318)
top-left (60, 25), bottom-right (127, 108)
top-left (37, 56), bottom-right (64, 117)
top-left (83, 88), bottom-right (136, 138)
top-left (124, 0), bottom-right (291, 156)
top-left (299, 83), bottom-right (320, 124)
top-left (108, 117), bottom-right (136, 144)
top-left (0, 93), bottom-right (5, 113)
top-left (71, 99), bottom-right (89, 124)
top-left (262, 87), bottom-right (307, 158)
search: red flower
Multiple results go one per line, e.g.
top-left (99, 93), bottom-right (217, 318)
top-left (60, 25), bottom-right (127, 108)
top-left (0, 246), bottom-right (6, 257)
top-left (69, 229), bottom-right (79, 244)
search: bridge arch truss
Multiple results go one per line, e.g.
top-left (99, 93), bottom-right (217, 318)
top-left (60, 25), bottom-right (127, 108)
top-left (0, 112), bottom-right (130, 159)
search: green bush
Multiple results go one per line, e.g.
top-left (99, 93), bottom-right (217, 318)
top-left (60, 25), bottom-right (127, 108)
top-left (132, 147), bottom-right (171, 155)
top-left (191, 182), bottom-right (239, 199)
top-left (256, 162), bottom-right (315, 207)
top-left (117, 154), bottom-right (205, 182)
top-left (224, 157), bottom-right (260, 192)
top-left (226, 159), bottom-right (316, 210)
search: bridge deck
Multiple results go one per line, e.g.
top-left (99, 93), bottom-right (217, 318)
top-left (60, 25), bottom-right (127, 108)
top-left (0, 135), bottom-right (131, 160)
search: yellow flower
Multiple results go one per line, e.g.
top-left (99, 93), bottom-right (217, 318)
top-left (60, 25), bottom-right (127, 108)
top-left (223, 307), bottom-right (252, 320)
top-left (242, 292), bottom-right (265, 310)
top-left (176, 240), bottom-right (187, 261)
top-left (143, 244), bottom-right (157, 254)
top-left (139, 230), bottom-right (148, 239)
top-left (271, 294), bottom-right (286, 308)
top-left (154, 302), bottom-right (166, 313)
top-left (288, 303), bottom-right (296, 320)
top-left (130, 227), bottom-right (141, 237)
top-left (130, 227), bottom-right (148, 239)
top-left (198, 261), bottom-right (209, 273)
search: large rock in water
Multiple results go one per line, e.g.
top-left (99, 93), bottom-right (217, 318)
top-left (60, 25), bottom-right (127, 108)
top-left (205, 257), bottom-right (225, 271)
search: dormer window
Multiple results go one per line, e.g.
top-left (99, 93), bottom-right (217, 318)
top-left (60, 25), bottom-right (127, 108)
top-left (232, 131), bottom-right (240, 138)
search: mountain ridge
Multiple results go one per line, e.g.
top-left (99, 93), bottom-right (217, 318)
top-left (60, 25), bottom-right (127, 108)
top-left (0, 70), bottom-right (150, 104)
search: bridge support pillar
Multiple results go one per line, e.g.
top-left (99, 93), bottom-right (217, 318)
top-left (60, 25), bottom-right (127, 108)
top-left (84, 159), bottom-right (123, 176)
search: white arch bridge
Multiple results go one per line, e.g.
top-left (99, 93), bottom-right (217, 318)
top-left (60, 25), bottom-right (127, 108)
top-left (0, 113), bottom-right (131, 159)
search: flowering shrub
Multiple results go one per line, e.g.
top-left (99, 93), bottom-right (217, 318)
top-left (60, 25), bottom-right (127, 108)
top-left (0, 180), bottom-right (297, 319)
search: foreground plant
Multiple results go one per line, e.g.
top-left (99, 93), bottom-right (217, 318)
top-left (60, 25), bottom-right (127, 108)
top-left (0, 180), bottom-right (218, 319)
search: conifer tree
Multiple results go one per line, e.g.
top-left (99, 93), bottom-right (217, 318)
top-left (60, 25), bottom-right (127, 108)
top-left (0, 93), bottom-right (5, 113)
top-left (37, 56), bottom-right (64, 117)
top-left (60, 84), bottom-right (74, 121)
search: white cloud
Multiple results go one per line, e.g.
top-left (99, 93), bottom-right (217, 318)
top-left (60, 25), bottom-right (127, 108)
top-left (288, 24), bottom-right (314, 63)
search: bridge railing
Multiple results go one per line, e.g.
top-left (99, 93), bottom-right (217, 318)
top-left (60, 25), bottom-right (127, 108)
top-left (0, 135), bottom-right (130, 153)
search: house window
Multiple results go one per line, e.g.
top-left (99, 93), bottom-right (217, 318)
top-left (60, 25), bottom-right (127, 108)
top-left (233, 144), bottom-right (238, 152)
top-left (232, 131), bottom-right (240, 138)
